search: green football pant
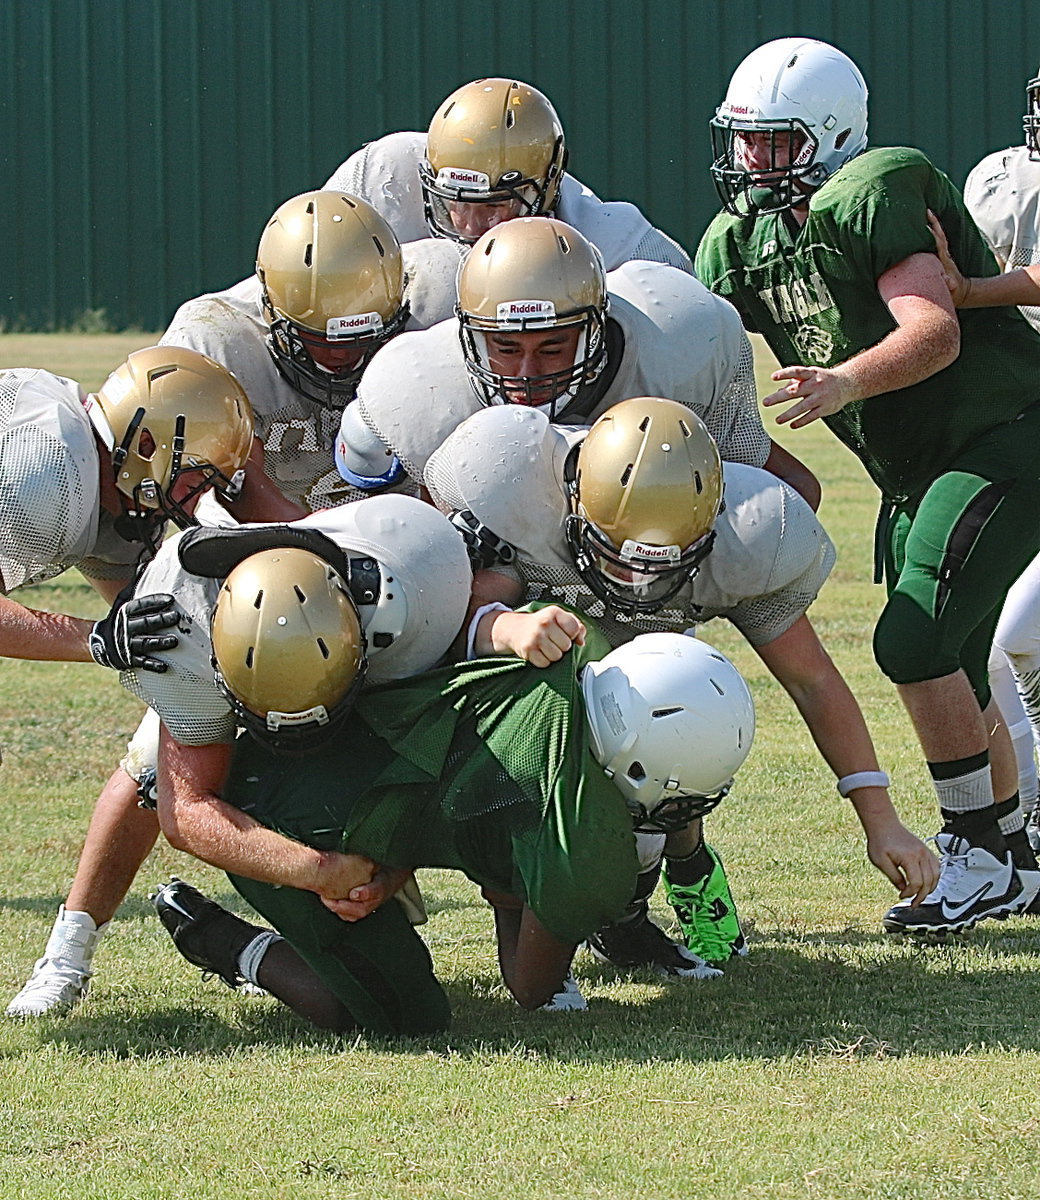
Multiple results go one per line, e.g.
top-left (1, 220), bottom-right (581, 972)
top-left (228, 872), bottom-right (451, 1038)
top-left (873, 405), bottom-right (1040, 704)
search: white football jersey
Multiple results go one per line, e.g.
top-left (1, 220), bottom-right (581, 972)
top-left (0, 368), bottom-right (144, 593)
top-left (159, 239), bottom-right (460, 512)
top-left (964, 145), bottom-right (1040, 331)
top-left (323, 131), bottom-right (694, 272)
top-left (354, 259), bottom-right (768, 482)
top-left (424, 405), bottom-right (833, 648)
top-left (121, 495), bottom-right (473, 746)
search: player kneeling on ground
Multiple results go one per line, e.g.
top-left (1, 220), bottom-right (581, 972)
top-left (150, 546), bottom-right (755, 1034)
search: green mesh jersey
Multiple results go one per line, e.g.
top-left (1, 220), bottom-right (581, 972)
top-left (222, 626), bottom-right (638, 946)
top-left (696, 147), bottom-right (1040, 502)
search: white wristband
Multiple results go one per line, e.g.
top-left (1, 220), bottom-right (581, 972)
top-left (837, 770), bottom-right (891, 797)
top-left (466, 603), bottom-right (511, 660)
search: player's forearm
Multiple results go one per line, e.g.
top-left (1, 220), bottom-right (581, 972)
top-left (159, 790), bottom-right (332, 890)
top-left (832, 312), bottom-right (960, 401)
top-left (492, 903), bottom-right (574, 1010)
top-left (959, 265), bottom-right (1040, 308)
top-left (0, 594), bottom-right (95, 662)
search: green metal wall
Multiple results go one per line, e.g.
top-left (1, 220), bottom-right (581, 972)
top-left (3, 0), bottom-right (1039, 331)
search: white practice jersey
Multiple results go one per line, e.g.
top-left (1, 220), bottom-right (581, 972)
top-left (0, 368), bottom-right (144, 592)
top-left (323, 130), bottom-right (694, 273)
top-left (424, 405), bottom-right (833, 648)
top-left (964, 145), bottom-right (1040, 331)
top-left (354, 259), bottom-right (767, 483)
top-left (121, 495), bottom-right (473, 746)
top-left (159, 239), bottom-right (460, 512)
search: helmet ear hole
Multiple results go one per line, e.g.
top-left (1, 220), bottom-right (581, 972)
top-left (626, 761), bottom-right (646, 783)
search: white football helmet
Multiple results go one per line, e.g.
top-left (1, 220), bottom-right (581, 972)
top-left (296, 494), bottom-right (472, 682)
top-left (710, 37), bottom-right (868, 215)
top-left (582, 633), bottom-right (755, 832)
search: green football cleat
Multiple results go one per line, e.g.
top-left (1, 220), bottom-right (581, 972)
top-left (663, 844), bottom-right (748, 962)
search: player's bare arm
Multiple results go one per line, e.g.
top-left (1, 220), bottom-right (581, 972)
top-left (157, 727), bottom-right (377, 902)
top-left (762, 439), bottom-right (822, 511)
top-left (928, 208), bottom-right (1040, 308)
top-left (218, 436), bottom-right (308, 523)
top-left (754, 615), bottom-right (939, 904)
top-left (763, 252), bottom-right (960, 429)
top-left (484, 889), bottom-right (576, 1009)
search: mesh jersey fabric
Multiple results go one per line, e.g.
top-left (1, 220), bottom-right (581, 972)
top-left (0, 368), bottom-right (143, 592)
top-left (222, 627), bottom-right (638, 946)
top-left (159, 241), bottom-right (458, 512)
top-left (696, 146), bottom-right (1040, 503)
top-left (964, 145), bottom-right (1040, 331)
top-left (322, 129), bottom-right (694, 273)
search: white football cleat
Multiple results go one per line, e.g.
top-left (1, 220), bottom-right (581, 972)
top-left (6, 907), bottom-right (107, 1017)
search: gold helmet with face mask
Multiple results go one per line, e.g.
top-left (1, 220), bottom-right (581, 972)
top-left (86, 345), bottom-right (254, 533)
top-left (257, 190), bottom-right (408, 410)
top-left (419, 78), bottom-right (567, 244)
top-left (456, 217), bottom-right (608, 418)
top-left (211, 546), bottom-right (367, 752)
top-left (565, 397), bottom-right (722, 614)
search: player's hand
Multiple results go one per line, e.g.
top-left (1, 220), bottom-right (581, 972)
top-left (865, 825), bottom-right (939, 906)
top-left (313, 851), bottom-right (378, 911)
top-left (763, 365), bottom-right (860, 428)
top-left (321, 864), bottom-right (413, 922)
top-left (487, 606), bottom-right (586, 667)
top-left (926, 208), bottom-right (971, 306)
top-left (88, 592), bottom-right (180, 672)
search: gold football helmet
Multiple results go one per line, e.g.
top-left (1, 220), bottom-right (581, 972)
top-left (456, 217), bottom-right (607, 417)
top-left (87, 345), bottom-right (254, 532)
top-left (565, 397), bottom-right (722, 613)
top-left (419, 78), bottom-right (567, 243)
top-left (211, 546), bottom-right (367, 751)
top-left (257, 190), bottom-right (408, 409)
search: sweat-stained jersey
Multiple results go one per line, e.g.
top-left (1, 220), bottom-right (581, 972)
top-left (119, 496), bottom-right (473, 748)
top-left (159, 239), bottom-right (461, 513)
top-left (323, 130), bottom-right (693, 273)
top-left (223, 631), bottom-right (639, 946)
top-left (353, 259), bottom-right (769, 484)
top-left (964, 144), bottom-right (1040, 331)
top-left (0, 368), bottom-right (145, 593)
top-left (424, 405), bottom-right (833, 648)
top-left (696, 147), bottom-right (1040, 503)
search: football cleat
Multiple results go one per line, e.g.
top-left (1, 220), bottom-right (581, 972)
top-left (882, 832), bottom-right (1022, 937)
top-left (6, 958), bottom-right (92, 1018)
top-left (6, 906), bottom-right (105, 1018)
top-left (1013, 866), bottom-right (1040, 916)
top-left (585, 903), bottom-right (723, 980)
top-left (663, 844), bottom-right (748, 962)
top-left (151, 878), bottom-right (266, 989)
top-left (538, 973), bottom-right (588, 1013)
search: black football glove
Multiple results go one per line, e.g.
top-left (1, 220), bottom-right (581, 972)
top-left (89, 592), bottom-right (180, 673)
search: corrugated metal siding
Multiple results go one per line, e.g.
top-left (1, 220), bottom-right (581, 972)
top-left (3, 0), bottom-right (1040, 330)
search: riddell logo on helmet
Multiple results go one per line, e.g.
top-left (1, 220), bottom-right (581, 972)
top-left (437, 166), bottom-right (491, 190)
top-left (496, 300), bottom-right (556, 321)
top-left (621, 539), bottom-right (681, 563)
top-left (327, 313), bottom-right (382, 338)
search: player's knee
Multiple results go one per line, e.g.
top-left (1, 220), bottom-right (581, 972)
top-left (872, 599), bottom-right (954, 685)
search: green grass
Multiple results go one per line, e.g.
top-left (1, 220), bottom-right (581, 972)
top-left (0, 334), bottom-right (1037, 1199)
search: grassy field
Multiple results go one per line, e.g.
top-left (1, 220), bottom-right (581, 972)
top-left (1, 334), bottom-right (1039, 1200)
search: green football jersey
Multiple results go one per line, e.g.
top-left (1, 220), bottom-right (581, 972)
top-left (696, 147), bottom-right (1040, 502)
top-left (223, 628), bottom-right (638, 946)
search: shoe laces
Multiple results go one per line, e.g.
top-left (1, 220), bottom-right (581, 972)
top-left (922, 835), bottom-right (969, 904)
